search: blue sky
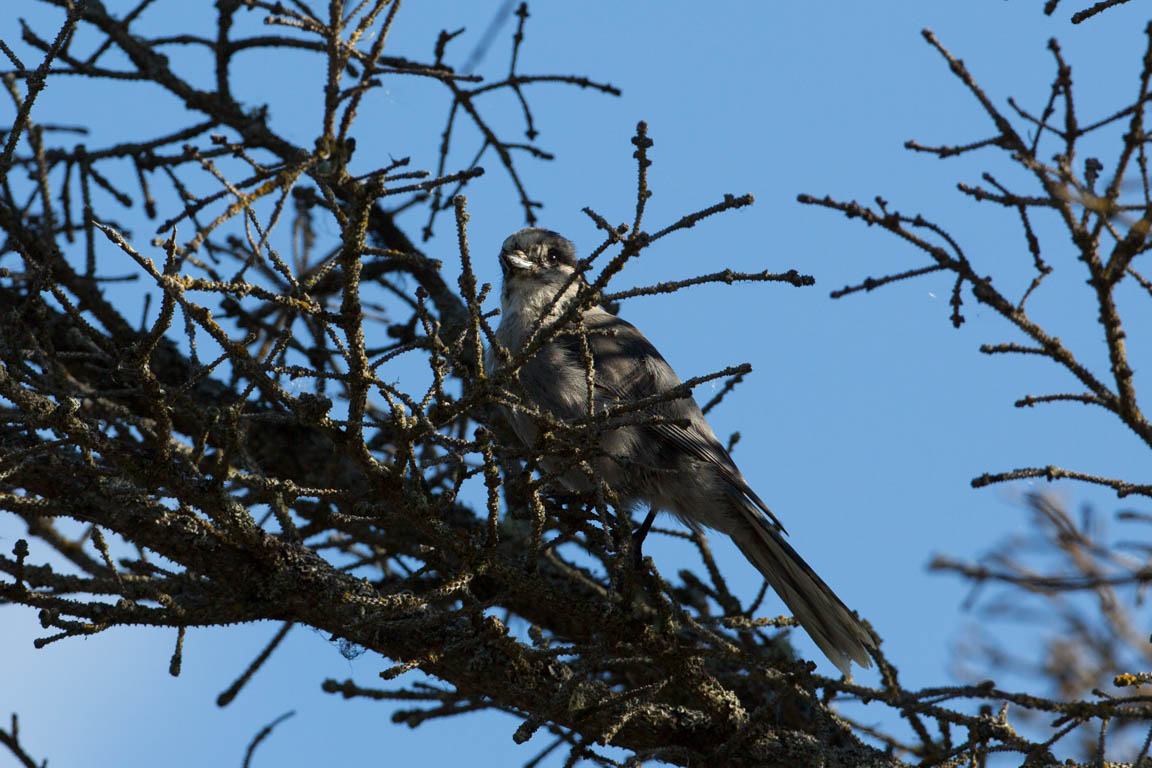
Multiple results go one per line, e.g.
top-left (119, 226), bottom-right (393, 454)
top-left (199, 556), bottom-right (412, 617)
top-left (2, 1), bottom-right (1150, 765)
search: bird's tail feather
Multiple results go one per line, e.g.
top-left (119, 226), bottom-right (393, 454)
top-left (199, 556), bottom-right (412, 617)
top-left (732, 518), bottom-right (876, 676)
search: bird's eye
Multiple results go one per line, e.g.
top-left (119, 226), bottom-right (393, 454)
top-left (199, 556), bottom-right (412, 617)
top-left (545, 247), bottom-right (560, 263)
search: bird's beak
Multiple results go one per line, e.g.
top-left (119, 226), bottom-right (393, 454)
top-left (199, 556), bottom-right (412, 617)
top-left (501, 249), bottom-right (533, 272)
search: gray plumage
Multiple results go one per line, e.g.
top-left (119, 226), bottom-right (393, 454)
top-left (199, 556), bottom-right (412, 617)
top-left (485, 227), bottom-right (876, 675)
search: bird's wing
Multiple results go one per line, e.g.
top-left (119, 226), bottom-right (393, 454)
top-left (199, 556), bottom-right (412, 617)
top-left (560, 310), bottom-right (787, 533)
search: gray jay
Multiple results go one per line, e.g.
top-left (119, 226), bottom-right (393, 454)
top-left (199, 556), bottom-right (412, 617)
top-left (485, 227), bottom-right (876, 675)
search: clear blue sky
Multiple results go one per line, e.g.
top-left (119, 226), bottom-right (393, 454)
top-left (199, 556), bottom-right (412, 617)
top-left (2, 1), bottom-right (1150, 765)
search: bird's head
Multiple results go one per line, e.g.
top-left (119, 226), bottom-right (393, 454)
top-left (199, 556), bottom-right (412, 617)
top-left (497, 228), bottom-right (583, 312)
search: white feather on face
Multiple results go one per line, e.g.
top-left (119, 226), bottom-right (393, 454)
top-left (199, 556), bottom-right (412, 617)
top-left (494, 229), bottom-right (585, 352)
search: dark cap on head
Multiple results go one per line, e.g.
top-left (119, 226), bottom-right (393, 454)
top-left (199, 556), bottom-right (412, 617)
top-left (500, 228), bottom-right (578, 269)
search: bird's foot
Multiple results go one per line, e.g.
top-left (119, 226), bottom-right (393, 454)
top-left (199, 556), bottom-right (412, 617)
top-left (631, 506), bottom-right (658, 568)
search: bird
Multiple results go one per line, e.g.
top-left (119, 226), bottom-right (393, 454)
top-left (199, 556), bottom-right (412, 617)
top-left (484, 227), bottom-right (876, 675)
